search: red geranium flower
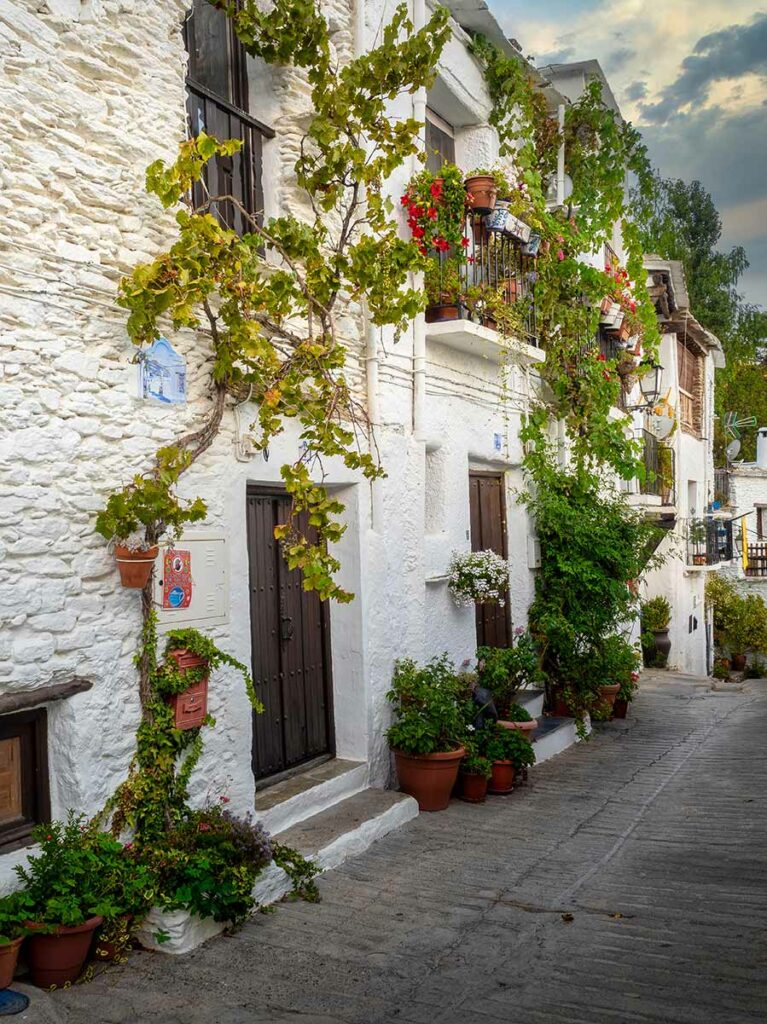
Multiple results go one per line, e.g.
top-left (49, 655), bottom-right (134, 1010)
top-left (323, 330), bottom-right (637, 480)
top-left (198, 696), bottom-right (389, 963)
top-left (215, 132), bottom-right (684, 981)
top-left (460, 237), bottom-right (470, 248)
top-left (430, 181), bottom-right (443, 199)
top-left (434, 237), bottom-right (450, 252)
top-left (603, 370), bottom-right (611, 381)
top-left (427, 207), bottom-right (438, 220)
top-left (400, 194), bottom-right (411, 206)
top-left (597, 353), bottom-right (606, 361)
top-left (412, 224), bottom-right (425, 239)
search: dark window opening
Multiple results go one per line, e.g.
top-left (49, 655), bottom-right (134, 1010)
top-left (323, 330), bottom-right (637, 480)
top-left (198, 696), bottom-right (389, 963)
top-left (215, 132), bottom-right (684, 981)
top-left (425, 109), bottom-right (456, 174)
top-left (0, 709), bottom-right (50, 851)
top-left (184, 1), bottom-right (274, 234)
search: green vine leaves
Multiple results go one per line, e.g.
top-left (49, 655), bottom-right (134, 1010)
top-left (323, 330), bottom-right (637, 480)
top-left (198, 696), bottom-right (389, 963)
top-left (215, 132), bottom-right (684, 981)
top-left (109, 2), bottom-right (451, 601)
top-left (471, 37), bottom-right (660, 481)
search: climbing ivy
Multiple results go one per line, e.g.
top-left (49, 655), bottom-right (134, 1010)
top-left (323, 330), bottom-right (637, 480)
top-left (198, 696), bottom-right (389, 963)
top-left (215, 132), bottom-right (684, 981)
top-left (471, 36), bottom-right (660, 478)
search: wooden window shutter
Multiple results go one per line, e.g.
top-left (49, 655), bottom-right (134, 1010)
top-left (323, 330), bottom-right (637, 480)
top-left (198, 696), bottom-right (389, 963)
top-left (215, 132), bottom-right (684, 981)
top-left (0, 738), bottom-right (22, 826)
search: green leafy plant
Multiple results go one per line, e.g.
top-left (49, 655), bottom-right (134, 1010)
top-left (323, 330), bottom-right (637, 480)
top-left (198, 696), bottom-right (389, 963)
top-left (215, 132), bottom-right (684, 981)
top-left (402, 162), bottom-right (469, 254)
top-left (385, 655), bottom-right (466, 756)
top-left (156, 628), bottom-right (262, 711)
top-left (476, 632), bottom-right (541, 717)
top-left (460, 743), bottom-right (493, 779)
top-left (712, 658), bottom-right (730, 681)
top-left (479, 724), bottom-right (536, 769)
top-left (641, 596), bottom-right (671, 632)
top-left (0, 890), bottom-right (34, 945)
top-left (13, 815), bottom-right (126, 929)
top-left (424, 253), bottom-right (463, 308)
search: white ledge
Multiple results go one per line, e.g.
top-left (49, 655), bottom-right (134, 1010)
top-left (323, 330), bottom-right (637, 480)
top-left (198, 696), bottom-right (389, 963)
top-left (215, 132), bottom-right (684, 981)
top-left (426, 319), bottom-right (545, 366)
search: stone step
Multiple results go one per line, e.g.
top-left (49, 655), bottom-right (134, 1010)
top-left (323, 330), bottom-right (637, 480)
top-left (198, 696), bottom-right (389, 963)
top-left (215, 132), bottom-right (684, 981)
top-left (531, 715), bottom-right (588, 764)
top-left (254, 788), bottom-right (419, 905)
top-left (517, 688), bottom-right (545, 719)
top-left (256, 758), bottom-right (368, 835)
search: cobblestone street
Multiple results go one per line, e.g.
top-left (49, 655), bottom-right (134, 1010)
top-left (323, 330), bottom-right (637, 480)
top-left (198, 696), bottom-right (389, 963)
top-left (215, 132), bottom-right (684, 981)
top-left (23, 672), bottom-right (767, 1024)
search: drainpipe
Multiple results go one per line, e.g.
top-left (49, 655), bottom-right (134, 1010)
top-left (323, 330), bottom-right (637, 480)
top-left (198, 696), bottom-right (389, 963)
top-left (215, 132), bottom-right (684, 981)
top-left (556, 103), bottom-right (566, 207)
top-left (412, 0), bottom-right (427, 441)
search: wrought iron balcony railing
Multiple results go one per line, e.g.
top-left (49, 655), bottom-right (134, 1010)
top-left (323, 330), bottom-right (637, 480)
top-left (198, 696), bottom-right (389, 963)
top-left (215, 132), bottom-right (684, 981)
top-left (634, 430), bottom-right (675, 505)
top-left (686, 517), bottom-right (733, 567)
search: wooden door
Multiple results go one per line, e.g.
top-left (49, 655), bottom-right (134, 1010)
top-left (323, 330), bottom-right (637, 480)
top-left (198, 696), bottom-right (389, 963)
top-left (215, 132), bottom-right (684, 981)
top-left (469, 472), bottom-right (511, 648)
top-left (247, 489), bottom-right (334, 782)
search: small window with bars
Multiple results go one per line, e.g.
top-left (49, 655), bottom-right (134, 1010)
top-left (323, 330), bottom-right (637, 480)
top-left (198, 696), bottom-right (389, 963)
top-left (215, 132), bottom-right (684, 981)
top-left (677, 338), bottom-right (703, 435)
top-left (425, 109), bottom-right (456, 174)
top-left (0, 709), bottom-right (50, 851)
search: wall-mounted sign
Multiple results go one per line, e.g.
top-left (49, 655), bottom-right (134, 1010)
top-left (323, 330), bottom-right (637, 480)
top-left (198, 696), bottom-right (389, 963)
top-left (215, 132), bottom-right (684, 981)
top-left (162, 548), bottom-right (193, 609)
top-left (139, 337), bottom-right (187, 405)
top-left (493, 433), bottom-right (503, 452)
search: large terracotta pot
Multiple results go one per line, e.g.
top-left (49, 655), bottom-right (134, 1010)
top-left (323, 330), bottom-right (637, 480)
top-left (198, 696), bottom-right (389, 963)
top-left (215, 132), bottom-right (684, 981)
top-left (464, 174), bottom-right (497, 214)
top-left (425, 304), bottom-right (461, 324)
top-left (0, 937), bottom-right (23, 989)
top-left (458, 771), bottom-right (489, 804)
top-left (488, 760), bottom-right (515, 795)
top-left (167, 649), bottom-right (210, 730)
top-left (597, 683), bottom-right (620, 718)
top-left (550, 688), bottom-right (571, 717)
top-left (612, 698), bottom-right (629, 719)
top-left (498, 718), bottom-right (538, 738)
top-left (114, 545), bottom-right (159, 589)
top-left (26, 916), bottom-right (103, 988)
top-left (731, 653), bottom-right (747, 672)
top-left (393, 747), bottom-right (465, 811)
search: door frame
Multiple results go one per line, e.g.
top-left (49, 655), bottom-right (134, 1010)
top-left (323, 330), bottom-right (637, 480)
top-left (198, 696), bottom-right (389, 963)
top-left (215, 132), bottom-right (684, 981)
top-left (246, 485), bottom-right (336, 787)
top-left (468, 470), bottom-right (513, 647)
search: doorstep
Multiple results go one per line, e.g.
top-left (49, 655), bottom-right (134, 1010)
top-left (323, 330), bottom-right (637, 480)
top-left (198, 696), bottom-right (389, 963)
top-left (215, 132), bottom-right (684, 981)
top-left (256, 758), bottom-right (368, 835)
top-left (531, 715), bottom-right (590, 764)
top-left (517, 688), bottom-right (544, 719)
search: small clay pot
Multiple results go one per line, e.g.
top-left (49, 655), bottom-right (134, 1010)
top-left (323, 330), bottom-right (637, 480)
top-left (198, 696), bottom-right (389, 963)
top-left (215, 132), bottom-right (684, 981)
top-left (0, 937), bottom-right (23, 989)
top-left (425, 304), bottom-right (461, 324)
top-left (114, 545), bottom-right (159, 589)
top-left (612, 698), bottom-right (629, 719)
top-left (26, 916), bottom-right (103, 989)
top-left (464, 174), bottom-right (497, 214)
top-left (458, 771), bottom-right (489, 804)
top-left (394, 747), bottom-right (465, 812)
top-left (498, 718), bottom-right (538, 739)
top-left (731, 654), bottom-right (747, 672)
top-left (488, 760), bottom-right (515, 795)
top-left (597, 683), bottom-right (620, 718)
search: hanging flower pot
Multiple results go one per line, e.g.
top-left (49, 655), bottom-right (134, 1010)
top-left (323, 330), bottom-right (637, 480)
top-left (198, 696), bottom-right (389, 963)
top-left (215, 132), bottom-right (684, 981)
top-left (485, 205), bottom-right (510, 234)
top-left (464, 174), bottom-right (497, 214)
top-left (0, 937), bottom-right (23, 989)
top-left (114, 545), bottom-right (159, 589)
top-left (167, 648), bottom-right (210, 730)
top-left (26, 916), bottom-right (103, 989)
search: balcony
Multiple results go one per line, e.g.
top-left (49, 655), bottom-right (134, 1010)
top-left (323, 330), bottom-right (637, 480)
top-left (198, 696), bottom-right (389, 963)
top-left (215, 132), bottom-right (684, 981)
top-left (638, 431), bottom-right (676, 505)
top-left (746, 544), bottom-right (767, 577)
top-left (685, 517), bottom-right (733, 568)
top-left (425, 211), bottom-right (539, 361)
top-left (714, 468), bottom-right (732, 509)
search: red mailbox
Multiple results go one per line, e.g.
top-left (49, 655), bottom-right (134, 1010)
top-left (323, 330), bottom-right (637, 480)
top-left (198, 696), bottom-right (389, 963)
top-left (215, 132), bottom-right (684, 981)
top-left (167, 649), bottom-right (209, 730)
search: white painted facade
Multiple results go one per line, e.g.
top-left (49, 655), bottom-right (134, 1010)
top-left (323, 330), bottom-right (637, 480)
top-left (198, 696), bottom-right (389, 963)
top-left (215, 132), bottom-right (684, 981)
top-left (0, 0), bottom-right (718, 893)
top-left (723, 434), bottom-right (767, 602)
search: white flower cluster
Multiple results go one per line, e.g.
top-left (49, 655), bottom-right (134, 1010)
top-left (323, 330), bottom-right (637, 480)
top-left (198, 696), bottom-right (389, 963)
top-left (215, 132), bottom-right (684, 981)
top-left (448, 549), bottom-right (510, 607)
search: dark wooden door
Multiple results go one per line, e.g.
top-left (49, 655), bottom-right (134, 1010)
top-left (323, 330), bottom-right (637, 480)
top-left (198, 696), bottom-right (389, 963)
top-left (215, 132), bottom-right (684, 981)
top-left (469, 472), bottom-right (511, 648)
top-left (247, 490), bottom-right (334, 782)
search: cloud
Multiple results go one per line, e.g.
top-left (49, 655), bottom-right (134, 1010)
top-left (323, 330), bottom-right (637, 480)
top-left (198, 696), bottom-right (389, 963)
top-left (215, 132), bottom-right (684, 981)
top-left (624, 80), bottom-right (648, 102)
top-left (640, 13), bottom-right (767, 122)
top-left (604, 46), bottom-right (635, 71)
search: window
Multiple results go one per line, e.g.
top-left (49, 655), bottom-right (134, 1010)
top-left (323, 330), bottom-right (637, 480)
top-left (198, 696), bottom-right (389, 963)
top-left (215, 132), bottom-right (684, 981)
top-left (0, 709), bottom-right (50, 851)
top-left (425, 109), bottom-right (455, 174)
top-left (184, 0), bottom-right (273, 234)
top-left (677, 338), bottom-right (704, 435)
top-left (757, 506), bottom-right (767, 540)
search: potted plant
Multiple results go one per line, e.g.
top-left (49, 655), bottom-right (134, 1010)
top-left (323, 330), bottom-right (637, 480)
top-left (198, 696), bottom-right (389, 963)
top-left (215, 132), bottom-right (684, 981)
top-left (590, 635), bottom-right (641, 720)
top-left (658, 445), bottom-right (674, 504)
top-left (425, 254), bottom-right (464, 323)
top-left (13, 815), bottom-right (125, 988)
top-left (480, 723), bottom-right (535, 794)
top-left (464, 168), bottom-right (498, 213)
top-left (458, 744), bottom-right (492, 803)
top-left (95, 448), bottom-right (207, 589)
top-left (386, 655), bottom-right (466, 812)
top-left (641, 596), bottom-right (672, 668)
top-left (447, 549), bottom-right (509, 608)
top-left (155, 628), bottom-right (260, 731)
top-left (0, 892), bottom-right (32, 989)
top-left (476, 631), bottom-right (542, 731)
top-left (92, 845), bottom-right (158, 964)
top-left (719, 593), bottom-right (767, 673)
top-left (402, 163), bottom-right (469, 256)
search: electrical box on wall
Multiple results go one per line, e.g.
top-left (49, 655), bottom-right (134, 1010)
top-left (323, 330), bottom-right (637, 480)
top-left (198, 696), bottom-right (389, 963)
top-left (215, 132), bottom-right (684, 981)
top-left (527, 535), bottom-right (541, 569)
top-left (153, 532), bottom-right (230, 628)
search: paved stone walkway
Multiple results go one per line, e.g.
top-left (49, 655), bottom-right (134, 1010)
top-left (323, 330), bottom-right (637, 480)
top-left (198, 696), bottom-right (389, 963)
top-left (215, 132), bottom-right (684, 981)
top-left (27, 672), bottom-right (767, 1023)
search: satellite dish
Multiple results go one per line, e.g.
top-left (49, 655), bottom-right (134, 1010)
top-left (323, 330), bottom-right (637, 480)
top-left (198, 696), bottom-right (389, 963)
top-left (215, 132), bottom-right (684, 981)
top-left (726, 439), bottom-right (741, 462)
top-left (649, 413), bottom-right (675, 440)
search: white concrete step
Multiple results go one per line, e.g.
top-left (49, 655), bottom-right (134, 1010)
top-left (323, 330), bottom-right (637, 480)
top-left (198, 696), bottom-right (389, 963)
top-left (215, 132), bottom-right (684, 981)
top-left (517, 688), bottom-right (545, 719)
top-left (531, 714), bottom-right (591, 764)
top-left (256, 758), bottom-right (368, 835)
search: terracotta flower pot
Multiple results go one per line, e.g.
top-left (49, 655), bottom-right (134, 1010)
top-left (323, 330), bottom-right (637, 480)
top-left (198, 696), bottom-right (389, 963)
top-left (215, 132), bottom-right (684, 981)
top-left (0, 937), bottom-right (23, 989)
top-left (550, 688), bottom-right (570, 717)
top-left (597, 683), bottom-right (620, 718)
top-left (393, 747), bottom-right (465, 811)
top-left (114, 545), bottom-right (159, 589)
top-left (425, 303), bottom-right (461, 323)
top-left (612, 698), bottom-right (629, 719)
top-left (167, 649), bottom-right (210, 730)
top-left (26, 916), bottom-right (103, 989)
top-left (488, 760), bottom-right (515, 794)
top-left (653, 628), bottom-right (671, 667)
top-left (464, 174), bottom-right (497, 214)
top-left (459, 771), bottom-right (489, 803)
top-left (498, 718), bottom-right (538, 739)
top-left (731, 654), bottom-right (747, 672)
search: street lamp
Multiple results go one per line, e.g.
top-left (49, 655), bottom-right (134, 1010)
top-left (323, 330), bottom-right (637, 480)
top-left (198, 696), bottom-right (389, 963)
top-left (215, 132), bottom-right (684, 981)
top-left (627, 360), bottom-right (663, 411)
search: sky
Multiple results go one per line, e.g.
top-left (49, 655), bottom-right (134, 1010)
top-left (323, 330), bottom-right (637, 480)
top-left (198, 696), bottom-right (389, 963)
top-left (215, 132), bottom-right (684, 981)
top-left (487, 1), bottom-right (767, 309)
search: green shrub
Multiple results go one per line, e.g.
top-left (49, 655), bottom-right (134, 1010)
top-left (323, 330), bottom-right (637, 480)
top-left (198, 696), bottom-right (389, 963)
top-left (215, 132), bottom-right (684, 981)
top-left (479, 724), bottom-right (536, 769)
top-left (386, 655), bottom-right (467, 756)
top-left (476, 631), bottom-right (541, 716)
top-left (641, 596), bottom-right (671, 632)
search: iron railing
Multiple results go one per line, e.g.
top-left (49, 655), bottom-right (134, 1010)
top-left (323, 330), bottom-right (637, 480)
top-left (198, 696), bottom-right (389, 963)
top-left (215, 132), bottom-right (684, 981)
top-left (635, 431), bottom-right (675, 505)
top-left (427, 210), bottom-right (538, 345)
top-left (686, 517), bottom-right (733, 566)
top-left (746, 544), bottom-right (767, 577)
top-left (714, 469), bottom-right (732, 508)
